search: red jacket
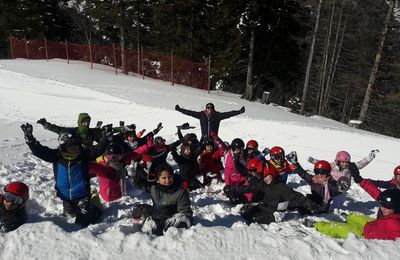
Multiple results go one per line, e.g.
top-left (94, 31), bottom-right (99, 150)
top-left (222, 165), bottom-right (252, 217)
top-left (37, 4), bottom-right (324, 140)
top-left (360, 179), bottom-right (400, 240)
top-left (198, 149), bottom-right (223, 175)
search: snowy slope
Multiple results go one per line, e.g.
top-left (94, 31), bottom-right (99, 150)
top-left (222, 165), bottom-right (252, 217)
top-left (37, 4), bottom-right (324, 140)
top-left (0, 59), bottom-right (399, 259)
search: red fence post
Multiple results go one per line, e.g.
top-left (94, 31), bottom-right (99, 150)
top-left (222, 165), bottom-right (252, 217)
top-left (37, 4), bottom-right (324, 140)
top-left (89, 41), bottom-right (93, 69)
top-left (141, 46), bottom-right (144, 80)
top-left (208, 55), bottom-right (211, 93)
top-left (9, 36), bottom-right (14, 59)
top-left (171, 50), bottom-right (174, 86)
top-left (44, 37), bottom-right (49, 61)
top-left (24, 38), bottom-right (30, 60)
top-left (112, 43), bottom-right (117, 75)
top-left (65, 39), bottom-right (70, 64)
top-left (137, 45), bottom-right (140, 75)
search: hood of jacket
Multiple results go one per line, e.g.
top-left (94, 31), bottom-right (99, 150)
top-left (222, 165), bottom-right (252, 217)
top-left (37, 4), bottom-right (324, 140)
top-left (77, 113), bottom-right (91, 136)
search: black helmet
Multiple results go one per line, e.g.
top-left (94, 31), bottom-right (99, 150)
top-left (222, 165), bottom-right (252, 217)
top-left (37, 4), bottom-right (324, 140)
top-left (58, 129), bottom-right (81, 148)
top-left (378, 189), bottom-right (400, 213)
top-left (105, 143), bottom-right (123, 155)
top-left (184, 133), bottom-right (198, 144)
top-left (231, 138), bottom-right (244, 150)
top-left (204, 137), bottom-right (214, 146)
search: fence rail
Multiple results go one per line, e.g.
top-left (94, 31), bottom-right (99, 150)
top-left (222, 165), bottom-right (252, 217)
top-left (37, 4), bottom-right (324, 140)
top-left (9, 38), bottom-right (209, 90)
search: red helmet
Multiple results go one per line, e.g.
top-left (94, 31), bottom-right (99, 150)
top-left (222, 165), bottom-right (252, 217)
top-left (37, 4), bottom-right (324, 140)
top-left (394, 165), bottom-right (400, 176)
top-left (4, 182), bottom-right (29, 201)
top-left (247, 158), bottom-right (263, 173)
top-left (335, 151), bottom-right (351, 162)
top-left (270, 146), bottom-right (284, 156)
top-left (263, 162), bottom-right (278, 178)
top-left (314, 160), bottom-right (332, 176)
top-left (246, 140), bottom-right (259, 150)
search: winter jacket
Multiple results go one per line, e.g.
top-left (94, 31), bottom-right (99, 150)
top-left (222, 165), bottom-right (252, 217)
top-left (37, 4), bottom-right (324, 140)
top-left (269, 159), bottom-right (295, 184)
top-left (26, 138), bottom-right (108, 201)
top-left (212, 134), bottom-right (247, 187)
top-left (240, 182), bottom-right (322, 224)
top-left (89, 151), bottom-right (142, 202)
top-left (42, 113), bottom-right (103, 148)
top-left (229, 175), bottom-right (265, 203)
top-left (135, 137), bottom-right (181, 175)
top-left (295, 164), bottom-right (342, 210)
top-left (176, 107), bottom-right (243, 137)
top-left (150, 182), bottom-right (193, 223)
top-left (359, 179), bottom-right (400, 240)
top-left (198, 149), bottom-right (224, 176)
top-left (371, 178), bottom-right (400, 189)
top-left (0, 195), bottom-right (28, 233)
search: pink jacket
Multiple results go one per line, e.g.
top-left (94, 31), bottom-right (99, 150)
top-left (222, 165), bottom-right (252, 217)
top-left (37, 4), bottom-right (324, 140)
top-left (360, 179), bottom-right (400, 240)
top-left (211, 134), bottom-right (246, 187)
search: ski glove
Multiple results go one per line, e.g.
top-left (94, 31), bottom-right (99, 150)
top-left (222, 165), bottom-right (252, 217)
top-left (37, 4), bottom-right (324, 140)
top-left (262, 147), bottom-right (270, 155)
top-left (286, 151), bottom-right (298, 165)
top-left (126, 160), bottom-right (138, 178)
top-left (348, 162), bottom-right (362, 184)
top-left (307, 156), bottom-right (317, 164)
top-left (368, 152), bottom-right (376, 160)
top-left (37, 118), bottom-right (47, 126)
top-left (337, 176), bottom-right (351, 192)
top-left (21, 123), bottom-right (35, 143)
top-left (156, 122), bottom-right (163, 131)
top-left (240, 106), bottom-right (245, 113)
top-left (101, 124), bottom-right (114, 141)
top-left (175, 104), bottom-right (180, 110)
top-left (164, 213), bottom-right (191, 231)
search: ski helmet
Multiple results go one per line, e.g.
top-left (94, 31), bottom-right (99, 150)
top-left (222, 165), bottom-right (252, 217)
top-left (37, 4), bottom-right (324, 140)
top-left (204, 137), bottom-right (214, 146)
top-left (58, 129), bottom-right (81, 147)
top-left (247, 158), bottom-right (263, 174)
top-left (377, 188), bottom-right (400, 213)
top-left (263, 162), bottom-right (278, 178)
top-left (335, 151), bottom-right (351, 162)
top-left (246, 140), bottom-right (259, 150)
top-left (231, 138), bottom-right (245, 151)
top-left (314, 160), bottom-right (332, 176)
top-left (184, 133), bottom-right (198, 144)
top-left (270, 146), bottom-right (285, 161)
top-left (393, 166), bottom-right (400, 176)
top-left (4, 182), bottom-right (29, 201)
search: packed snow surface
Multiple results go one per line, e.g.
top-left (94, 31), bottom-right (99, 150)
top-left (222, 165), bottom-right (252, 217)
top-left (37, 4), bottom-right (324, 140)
top-left (0, 59), bottom-right (399, 259)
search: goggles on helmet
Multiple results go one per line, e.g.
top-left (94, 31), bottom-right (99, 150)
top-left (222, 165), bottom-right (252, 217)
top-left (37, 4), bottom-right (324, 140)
top-left (3, 191), bottom-right (24, 205)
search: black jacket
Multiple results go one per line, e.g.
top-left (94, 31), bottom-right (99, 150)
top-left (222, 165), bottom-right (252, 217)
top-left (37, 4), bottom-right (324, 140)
top-left (151, 183), bottom-right (192, 223)
top-left (0, 196), bottom-right (28, 233)
top-left (176, 107), bottom-right (243, 136)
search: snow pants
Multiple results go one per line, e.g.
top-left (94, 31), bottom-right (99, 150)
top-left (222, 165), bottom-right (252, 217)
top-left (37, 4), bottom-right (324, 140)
top-left (315, 213), bottom-right (374, 238)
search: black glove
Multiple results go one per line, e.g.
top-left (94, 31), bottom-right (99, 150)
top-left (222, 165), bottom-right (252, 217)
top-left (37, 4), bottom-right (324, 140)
top-left (175, 104), bottom-right (180, 110)
top-left (286, 151), bottom-right (298, 165)
top-left (21, 123), bottom-right (35, 143)
top-left (262, 147), bottom-right (270, 155)
top-left (128, 123), bottom-right (136, 130)
top-left (37, 118), bottom-right (47, 126)
top-left (101, 124), bottom-right (114, 141)
top-left (240, 106), bottom-right (245, 113)
top-left (337, 176), bottom-right (351, 192)
top-left (156, 122), bottom-right (163, 131)
top-left (348, 162), bottom-right (362, 183)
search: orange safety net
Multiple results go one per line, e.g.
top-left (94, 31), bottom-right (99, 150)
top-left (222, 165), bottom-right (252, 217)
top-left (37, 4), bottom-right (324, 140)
top-left (10, 38), bottom-right (209, 90)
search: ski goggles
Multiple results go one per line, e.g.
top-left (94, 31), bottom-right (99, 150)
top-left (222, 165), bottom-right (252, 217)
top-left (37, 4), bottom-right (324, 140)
top-left (247, 168), bottom-right (258, 173)
top-left (314, 168), bottom-right (330, 176)
top-left (270, 154), bottom-right (284, 161)
top-left (3, 192), bottom-right (24, 205)
top-left (104, 154), bottom-right (123, 161)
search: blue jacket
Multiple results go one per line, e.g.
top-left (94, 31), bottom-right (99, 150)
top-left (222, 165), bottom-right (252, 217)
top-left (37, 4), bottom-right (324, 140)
top-left (27, 138), bottom-right (108, 201)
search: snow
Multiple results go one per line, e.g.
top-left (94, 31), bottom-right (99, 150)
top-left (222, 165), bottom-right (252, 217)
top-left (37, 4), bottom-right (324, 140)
top-left (0, 59), bottom-right (399, 259)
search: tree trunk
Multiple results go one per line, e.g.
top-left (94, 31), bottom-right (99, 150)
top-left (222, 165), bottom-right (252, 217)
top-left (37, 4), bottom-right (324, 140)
top-left (300, 0), bottom-right (323, 115)
top-left (120, 23), bottom-right (127, 75)
top-left (358, 0), bottom-right (395, 124)
top-left (318, 0), bottom-right (336, 115)
top-left (244, 29), bottom-right (255, 100)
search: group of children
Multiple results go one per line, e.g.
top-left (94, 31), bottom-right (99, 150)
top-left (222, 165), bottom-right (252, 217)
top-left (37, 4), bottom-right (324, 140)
top-left (1, 103), bottom-right (399, 240)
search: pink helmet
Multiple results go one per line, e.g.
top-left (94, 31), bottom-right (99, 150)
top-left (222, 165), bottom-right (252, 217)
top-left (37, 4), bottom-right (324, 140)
top-left (335, 151), bottom-right (351, 162)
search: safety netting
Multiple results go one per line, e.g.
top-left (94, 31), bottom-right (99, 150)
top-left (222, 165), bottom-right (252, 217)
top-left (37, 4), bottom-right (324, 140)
top-left (10, 38), bottom-right (209, 90)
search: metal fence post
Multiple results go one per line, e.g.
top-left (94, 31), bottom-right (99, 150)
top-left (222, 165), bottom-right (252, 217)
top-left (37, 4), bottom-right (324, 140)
top-left (24, 38), bottom-right (30, 60)
top-left (171, 50), bottom-right (174, 86)
top-left (112, 43), bottom-right (117, 75)
top-left (44, 37), bottom-right (49, 61)
top-left (65, 39), bottom-right (69, 64)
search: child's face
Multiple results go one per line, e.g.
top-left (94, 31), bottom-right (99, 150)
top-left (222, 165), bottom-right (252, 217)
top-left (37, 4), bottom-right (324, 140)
top-left (205, 145), bottom-right (213, 153)
top-left (3, 199), bottom-right (18, 210)
top-left (380, 205), bottom-right (394, 216)
top-left (65, 144), bottom-right (80, 154)
top-left (395, 174), bottom-right (400, 182)
top-left (127, 135), bottom-right (136, 142)
top-left (338, 161), bottom-right (349, 169)
top-left (313, 174), bottom-right (330, 184)
top-left (183, 147), bottom-right (192, 156)
top-left (157, 171), bottom-right (174, 186)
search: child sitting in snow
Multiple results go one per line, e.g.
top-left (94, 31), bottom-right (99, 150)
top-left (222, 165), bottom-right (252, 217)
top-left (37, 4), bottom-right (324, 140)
top-left (0, 182), bottom-right (29, 233)
top-left (198, 137), bottom-right (224, 185)
top-left (265, 146), bottom-right (296, 184)
top-left (307, 150), bottom-right (376, 209)
top-left (370, 165), bottom-right (400, 189)
top-left (132, 163), bottom-right (192, 236)
top-left (286, 152), bottom-right (348, 213)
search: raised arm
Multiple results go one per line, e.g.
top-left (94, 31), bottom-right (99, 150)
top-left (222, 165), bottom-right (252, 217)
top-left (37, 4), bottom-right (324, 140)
top-left (218, 106), bottom-right (245, 120)
top-left (37, 118), bottom-right (64, 134)
top-left (175, 105), bottom-right (202, 119)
